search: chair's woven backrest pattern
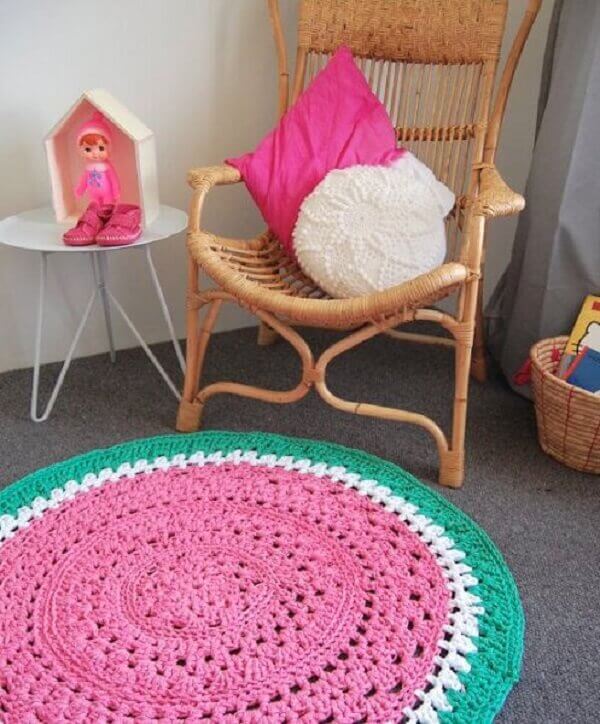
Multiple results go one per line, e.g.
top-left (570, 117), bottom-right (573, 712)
top-left (297, 0), bottom-right (508, 64)
top-left (300, 56), bottom-right (488, 260)
top-left (294, 1), bottom-right (509, 260)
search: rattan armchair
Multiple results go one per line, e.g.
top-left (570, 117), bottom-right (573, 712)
top-left (177, 0), bottom-right (541, 487)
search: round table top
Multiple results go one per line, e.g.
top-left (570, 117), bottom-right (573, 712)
top-left (0, 205), bottom-right (187, 253)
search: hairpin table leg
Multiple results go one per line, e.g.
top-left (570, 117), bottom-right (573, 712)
top-left (94, 251), bottom-right (116, 364)
top-left (30, 252), bottom-right (98, 422)
top-left (103, 286), bottom-right (182, 400)
top-left (145, 245), bottom-right (186, 374)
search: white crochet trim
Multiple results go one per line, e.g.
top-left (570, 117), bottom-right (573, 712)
top-left (0, 450), bottom-right (481, 724)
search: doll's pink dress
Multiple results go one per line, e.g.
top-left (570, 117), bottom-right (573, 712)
top-left (75, 161), bottom-right (120, 205)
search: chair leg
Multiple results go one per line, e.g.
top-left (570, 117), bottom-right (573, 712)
top-left (197, 309), bottom-right (314, 414)
top-left (470, 259), bottom-right (488, 382)
top-left (177, 260), bottom-right (201, 431)
top-left (176, 292), bottom-right (202, 432)
top-left (176, 300), bottom-right (221, 431)
top-left (176, 259), bottom-right (222, 432)
top-left (177, 398), bottom-right (204, 433)
top-left (313, 316), bottom-right (455, 485)
top-left (257, 321), bottom-right (279, 346)
top-left (440, 320), bottom-right (475, 488)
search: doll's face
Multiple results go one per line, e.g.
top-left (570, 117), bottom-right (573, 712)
top-left (79, 138), bottom-right (109, 162)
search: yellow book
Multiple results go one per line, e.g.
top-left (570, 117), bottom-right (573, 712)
top-left (564, 295), bottom-right (600, 355)
top-left (558, 295), bottom-right (600, 376)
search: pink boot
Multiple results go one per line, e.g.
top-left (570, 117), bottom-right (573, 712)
top-left (63, 202), bottom-right (113, 246)
top-left (96, 204), bottom-right (142, 246)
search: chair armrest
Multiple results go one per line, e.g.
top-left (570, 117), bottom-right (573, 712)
top-left (186, 164), bottom-right (242, 235)
top-left (187, 164), bottom-right (242, 191)
top-left (473, 165), bottom-right (525, 218)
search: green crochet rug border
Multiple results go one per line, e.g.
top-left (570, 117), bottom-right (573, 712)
top-left (0, 431), bottom-right (524, 724)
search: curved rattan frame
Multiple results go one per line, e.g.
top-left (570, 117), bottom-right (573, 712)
top-left (177, 0), bottom-right (541, 488)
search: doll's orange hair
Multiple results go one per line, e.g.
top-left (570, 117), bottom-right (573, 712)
top-left (79, 133), bottom-right (108, 147)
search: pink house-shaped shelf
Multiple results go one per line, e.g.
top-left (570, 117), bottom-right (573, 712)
top-left (45, 89), bottom-right (159, 228)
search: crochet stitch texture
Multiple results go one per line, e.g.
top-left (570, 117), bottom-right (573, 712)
top-left (0, 432), bottom-right (523, 723)
top-left (293, 153), bottom-right (454, 298)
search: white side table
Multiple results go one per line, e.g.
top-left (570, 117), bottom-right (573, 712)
top-left (0, 205), bottom-right (187, 421)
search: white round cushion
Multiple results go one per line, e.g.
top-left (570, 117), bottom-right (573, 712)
top-left (293, 153), bottom-right (455, 298)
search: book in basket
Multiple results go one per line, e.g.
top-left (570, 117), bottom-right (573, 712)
top-left (557, 294), bottom-right (600, 377)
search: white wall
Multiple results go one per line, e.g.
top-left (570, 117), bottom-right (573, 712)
top-left (0, 0), bottom-right (553, 373)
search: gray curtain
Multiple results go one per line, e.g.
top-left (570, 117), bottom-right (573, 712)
top-left (486, 0), bottom-right (600, 397)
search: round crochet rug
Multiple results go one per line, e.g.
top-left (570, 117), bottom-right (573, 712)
top-left (0, 432), bottom-right (523, 723)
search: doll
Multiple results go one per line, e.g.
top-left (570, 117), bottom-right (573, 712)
top-left (63, 111), bottom-right (142, 246)
top-left (74, 111), bottom-right (120, 205)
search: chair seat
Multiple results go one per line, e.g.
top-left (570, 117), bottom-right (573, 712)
top-left (188, 230), bottom-right (471, 329)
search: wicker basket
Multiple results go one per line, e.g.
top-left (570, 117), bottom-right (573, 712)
top-left (530, 336), bottom-right (600, 473)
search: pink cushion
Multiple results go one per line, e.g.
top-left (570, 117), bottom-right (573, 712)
top-left (226, 46), bottom-right (404, 257)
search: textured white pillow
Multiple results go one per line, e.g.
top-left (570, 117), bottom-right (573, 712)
top-left (293, 153), bottom-right (455, 298)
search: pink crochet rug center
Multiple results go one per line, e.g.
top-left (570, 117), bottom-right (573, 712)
top-left (0, 461), bottom-right (450, 721)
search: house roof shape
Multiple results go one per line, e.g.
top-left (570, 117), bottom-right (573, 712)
top-left (45, 88), bottom-right (153, 142)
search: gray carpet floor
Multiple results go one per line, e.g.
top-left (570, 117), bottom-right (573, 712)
top-left (0, 325), bottom-right (598, 723)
